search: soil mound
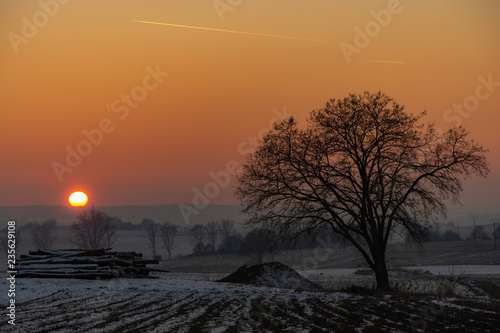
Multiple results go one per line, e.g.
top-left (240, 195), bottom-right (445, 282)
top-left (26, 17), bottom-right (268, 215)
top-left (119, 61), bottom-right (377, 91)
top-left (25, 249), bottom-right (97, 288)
top-left (218, 262), bottom-right (323, 291)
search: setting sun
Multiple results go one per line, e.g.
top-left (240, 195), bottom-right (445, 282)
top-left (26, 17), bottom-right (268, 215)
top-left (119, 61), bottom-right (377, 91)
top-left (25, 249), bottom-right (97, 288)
top-left (69, 191), bottom-right (88, 207)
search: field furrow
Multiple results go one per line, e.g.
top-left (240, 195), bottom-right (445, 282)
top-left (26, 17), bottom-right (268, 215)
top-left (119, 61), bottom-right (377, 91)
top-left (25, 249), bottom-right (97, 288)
top-left (2, 275), bottom-right (500, 332)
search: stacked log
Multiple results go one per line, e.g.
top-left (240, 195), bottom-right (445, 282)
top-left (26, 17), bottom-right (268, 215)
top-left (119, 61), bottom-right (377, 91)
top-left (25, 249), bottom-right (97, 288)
top-left (15, 249), bottom-right (167, 279)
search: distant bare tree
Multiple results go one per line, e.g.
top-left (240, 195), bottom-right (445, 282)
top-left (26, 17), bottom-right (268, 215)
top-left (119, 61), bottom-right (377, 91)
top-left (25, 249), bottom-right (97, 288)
top-left (190, 224), bottom-right (205, 245)
top-left (471, 225), bottom-right (490, 241)
top-left (31, 219), bottom-right (57, 249)
top-left (241, 228), bottom-right (278, 264)
top-left (72, 206), bottom-right (118, 250)
top-left (219, 219), bottom-right (234, 240)
top-left (192, 242), bottom-right (205, 256)
top-left (205, 221), bottom-right (219, 251)
top-left (219, 219), bottom-right (236, 252)
top-left (219, 234), bottom-right (244, 254)
top-left (160, 222), bottom-right (177, 260)
top-left (143, 219), bottom-right (159, 259)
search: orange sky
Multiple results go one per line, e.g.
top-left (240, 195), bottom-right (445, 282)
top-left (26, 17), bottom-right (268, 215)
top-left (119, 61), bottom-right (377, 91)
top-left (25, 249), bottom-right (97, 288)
top-left (1, 0), bottom-right (499, 222)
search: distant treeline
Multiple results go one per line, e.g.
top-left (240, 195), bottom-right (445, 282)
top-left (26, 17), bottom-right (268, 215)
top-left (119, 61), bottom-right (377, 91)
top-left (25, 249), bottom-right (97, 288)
top-left (419, 223), bottom-right (499, 243)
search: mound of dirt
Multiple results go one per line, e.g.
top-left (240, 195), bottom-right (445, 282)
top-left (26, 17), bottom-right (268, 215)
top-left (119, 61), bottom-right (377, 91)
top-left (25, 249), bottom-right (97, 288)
top-left (218, 262), bottom-right (323, 291)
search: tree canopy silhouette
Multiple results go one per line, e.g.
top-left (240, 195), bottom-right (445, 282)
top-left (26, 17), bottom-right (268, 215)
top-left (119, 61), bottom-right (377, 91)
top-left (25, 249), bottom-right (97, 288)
top-left (32, 219), bottom-right (57, 250)
top-left (236, 91), bottom-right (489, 291)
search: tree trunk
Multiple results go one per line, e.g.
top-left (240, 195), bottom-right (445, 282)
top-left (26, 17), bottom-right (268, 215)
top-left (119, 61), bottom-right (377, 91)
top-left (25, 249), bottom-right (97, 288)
top-left (372, 247), bottom-right (391, 293)
top-left (374, 261), bottom-right (391, 292)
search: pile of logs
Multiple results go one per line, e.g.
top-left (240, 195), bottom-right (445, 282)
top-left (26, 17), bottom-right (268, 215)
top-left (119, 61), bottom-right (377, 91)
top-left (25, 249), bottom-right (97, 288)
top-left (16, 249), bottom-right (167, 279)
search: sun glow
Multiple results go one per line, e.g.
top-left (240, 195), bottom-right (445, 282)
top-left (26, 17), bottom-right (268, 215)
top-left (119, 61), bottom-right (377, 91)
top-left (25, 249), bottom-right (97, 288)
top-left (69, 191), bottom-right (88, 207)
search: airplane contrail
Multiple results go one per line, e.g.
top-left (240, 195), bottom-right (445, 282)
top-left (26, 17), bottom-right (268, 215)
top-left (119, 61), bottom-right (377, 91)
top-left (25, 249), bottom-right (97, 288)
top-left (132, 20), bottom-right (338, 44)
top-left (359, 60), bottom-right (407, 64)
top-left (132, 20), bottom-right (408, 64)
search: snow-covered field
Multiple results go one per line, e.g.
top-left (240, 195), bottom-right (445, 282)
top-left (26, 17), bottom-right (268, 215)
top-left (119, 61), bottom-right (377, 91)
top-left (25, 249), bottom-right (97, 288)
top-left (2, 267), bottom-right (500, 332)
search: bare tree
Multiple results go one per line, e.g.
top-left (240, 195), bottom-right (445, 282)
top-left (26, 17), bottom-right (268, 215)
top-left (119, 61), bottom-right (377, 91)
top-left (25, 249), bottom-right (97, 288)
top-left (471, 225), bottom-right (491, 241)
top-left (190, 224), bottom-right (205, 245)
top-left (219, 219), bottom-right (234, 240)
top-left (143, 219), bottom-right (159, 259)
top-left (240, 228), bottom-right (278, 264)
top-left (72, 206), bottom-right (118, 250)
top-left (159, 222), bottom-right (177, 260)
top-left (219, 219), bottom-right (236, 252)
top-left (236, 91), bottom-right (489, 291)
top-left (205, 221), bottom-right (219, 252)
top-left (31, 219), bottom-right (57, 249)
top-left (219, 234), bottom-right (244, 254)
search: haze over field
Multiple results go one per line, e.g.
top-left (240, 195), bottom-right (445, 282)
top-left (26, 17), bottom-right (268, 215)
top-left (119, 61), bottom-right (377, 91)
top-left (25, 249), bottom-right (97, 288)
top-left (0, 204), bottom-right (244, 226)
